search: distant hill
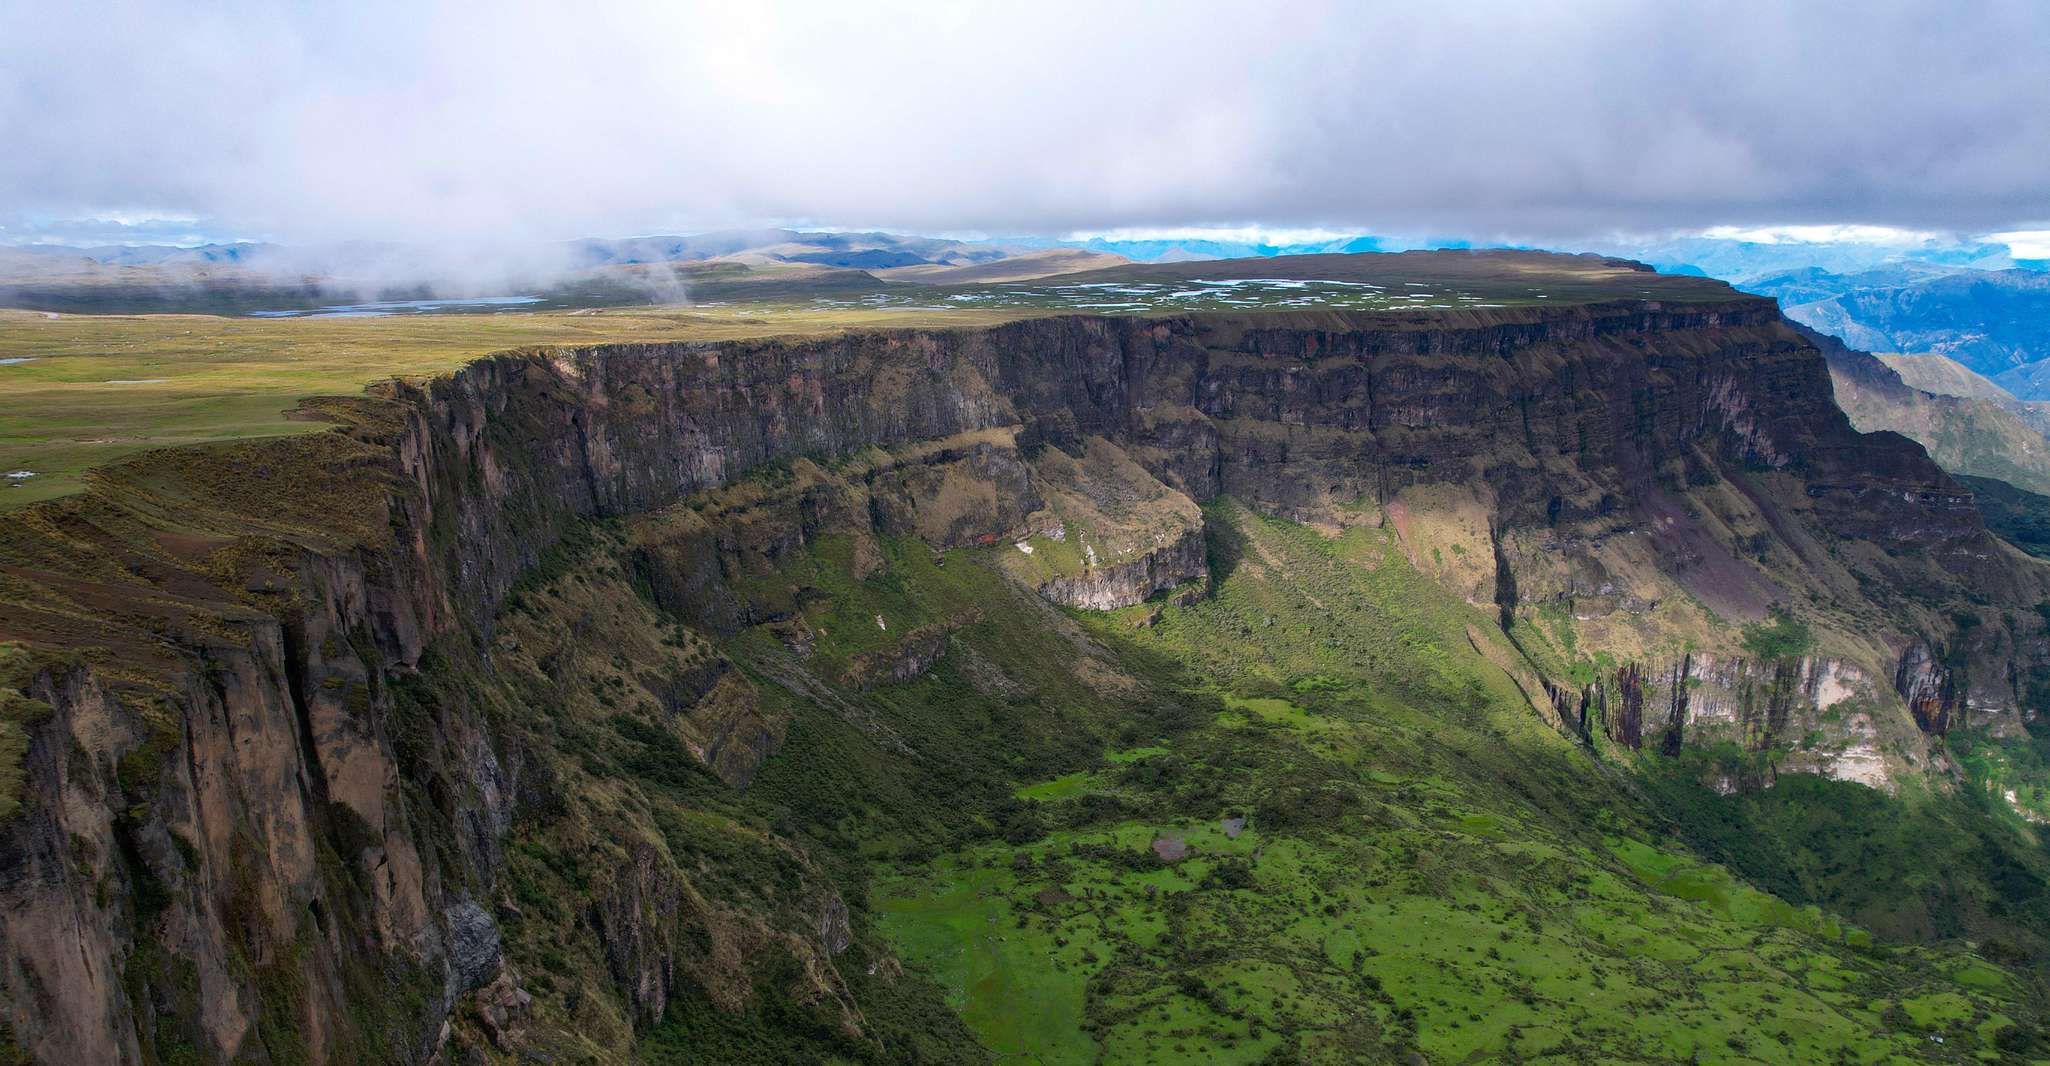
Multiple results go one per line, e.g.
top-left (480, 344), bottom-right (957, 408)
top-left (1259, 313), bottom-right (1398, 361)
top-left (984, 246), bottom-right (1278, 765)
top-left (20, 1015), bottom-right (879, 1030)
top-left (872, 249), bottom-right (1130, 283)
top-left (1745, 266), bottom-right (2050, 386)
top-left (1802, 324), bottom-right (2050, 497)
top-left (1874, 353), bottom-right (2015, 400)
top-left (1053, 233), bottom-right (1393, 263)
top-left (1609, 237), bottom-right (2021, 283)
top-left (1955, 473), bottom-right (2050, 559)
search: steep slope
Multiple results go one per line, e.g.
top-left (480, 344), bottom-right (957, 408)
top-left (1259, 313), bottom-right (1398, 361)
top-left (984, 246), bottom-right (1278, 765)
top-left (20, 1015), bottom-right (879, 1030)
top-left (883, 500), bottom-right (2043, 1063)
top-left (1960, 473), bottom-right (2050, 559)
top-left (4, 254), bottom-right (2050, 1062)
top-left (1879, 353), bottom-right (2019, 400)
top-left (1814, 325), bottom-right (2050, 498)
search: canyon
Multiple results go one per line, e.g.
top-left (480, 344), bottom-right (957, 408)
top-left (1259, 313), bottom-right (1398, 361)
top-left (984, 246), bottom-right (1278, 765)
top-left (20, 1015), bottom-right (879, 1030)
top-left (2, 253), bottom-right (2047, 1063)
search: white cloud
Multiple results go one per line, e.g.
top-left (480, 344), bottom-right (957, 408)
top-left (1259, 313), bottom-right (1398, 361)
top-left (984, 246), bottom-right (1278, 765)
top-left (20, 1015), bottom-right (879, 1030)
top-left (1695, 224), bottom-right (1948, 247)
top-left (1989, 230), bottom-right (2050, 260)
top-left (2, 0), bottom-right (2047, 245)
top-left (1063, 226), bottom-right (1365, 247)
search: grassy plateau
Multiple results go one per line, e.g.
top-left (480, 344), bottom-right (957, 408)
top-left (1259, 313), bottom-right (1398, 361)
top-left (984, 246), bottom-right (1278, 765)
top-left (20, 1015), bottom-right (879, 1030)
top-left (0, 303), bottom-right (1041, 509)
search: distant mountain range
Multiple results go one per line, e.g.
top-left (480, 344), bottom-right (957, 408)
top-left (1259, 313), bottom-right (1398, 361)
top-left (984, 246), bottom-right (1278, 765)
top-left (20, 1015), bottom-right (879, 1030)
top-left (1601, 236), bottom-right (2035, 282)
top-left (1739, 266), bottom-right (2050, 393)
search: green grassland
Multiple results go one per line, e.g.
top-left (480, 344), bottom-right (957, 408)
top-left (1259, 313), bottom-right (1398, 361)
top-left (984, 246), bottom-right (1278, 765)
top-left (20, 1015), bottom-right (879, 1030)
top-left (0, 249), bottom-right (1741, 513)
top-left (859, 501), bottom-right (2046, 1064)
top-left (0, 303), bottom-right (1044, 509)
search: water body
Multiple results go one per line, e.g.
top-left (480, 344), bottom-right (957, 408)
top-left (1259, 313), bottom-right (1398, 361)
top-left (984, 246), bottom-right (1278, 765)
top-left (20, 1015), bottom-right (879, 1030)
top-left (0, 357), bottom-right (35, 365)
top-left (248, 295), bottom-right (544, 319)
top-left (818, 277), bottom-right (1495, 315)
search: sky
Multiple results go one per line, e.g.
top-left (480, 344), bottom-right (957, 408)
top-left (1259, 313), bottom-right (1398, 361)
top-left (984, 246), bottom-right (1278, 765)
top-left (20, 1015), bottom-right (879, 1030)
top-left (2, 0), bottom-right (2048, 253)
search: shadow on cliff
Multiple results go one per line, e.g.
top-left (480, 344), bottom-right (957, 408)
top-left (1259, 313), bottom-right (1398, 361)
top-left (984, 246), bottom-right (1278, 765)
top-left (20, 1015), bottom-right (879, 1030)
top-left (1202, 506), bottom-right (1247, 588)
top-left (1637, 743), bottom-right (2050, 962)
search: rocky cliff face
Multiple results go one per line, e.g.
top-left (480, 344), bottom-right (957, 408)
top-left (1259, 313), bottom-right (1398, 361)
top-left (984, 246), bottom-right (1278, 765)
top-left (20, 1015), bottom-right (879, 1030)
top-left (0, 294), bottom-right (2041, 1062)
top-left (1547, 653), bottom-right (1901, 789)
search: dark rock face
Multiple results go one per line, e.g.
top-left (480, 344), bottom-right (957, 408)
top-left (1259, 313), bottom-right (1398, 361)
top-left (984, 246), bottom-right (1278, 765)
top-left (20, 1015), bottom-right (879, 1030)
top-left (0, 297), bottom-right (2035, 1062)
top-left (843, 620), bottom-right (960, 689)
top-left (443, 898), bottom-right (503, 1000)
top-left (1895, 643), bottom-right (1961, 735)
top-left (1548, 652), bottom-right (1899, 789)
top-left (816, 895), bottom-right (853, 957)
top-left (588, 841), bottom-right (685, 1028)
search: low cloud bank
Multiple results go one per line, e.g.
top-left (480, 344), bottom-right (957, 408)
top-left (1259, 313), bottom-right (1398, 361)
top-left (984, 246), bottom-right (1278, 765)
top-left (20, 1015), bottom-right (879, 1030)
top-left (3, 1), bottom-right (2047, 248)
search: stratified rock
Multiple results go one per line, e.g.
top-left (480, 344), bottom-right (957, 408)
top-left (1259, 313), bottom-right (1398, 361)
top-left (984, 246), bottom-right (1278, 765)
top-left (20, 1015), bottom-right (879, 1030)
top-left (0, 262), bottom-right (2044, 1062)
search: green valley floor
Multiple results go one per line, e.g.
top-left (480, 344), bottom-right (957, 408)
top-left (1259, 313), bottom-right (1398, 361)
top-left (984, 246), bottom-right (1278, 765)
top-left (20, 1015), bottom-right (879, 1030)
top-left (520, 497), bottom-right (2049, 1065)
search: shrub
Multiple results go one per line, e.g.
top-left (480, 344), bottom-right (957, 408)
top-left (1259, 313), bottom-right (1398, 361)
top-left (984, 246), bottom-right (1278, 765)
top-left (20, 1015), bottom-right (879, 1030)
top-left (1740, 609), bottom-right (1813, 661)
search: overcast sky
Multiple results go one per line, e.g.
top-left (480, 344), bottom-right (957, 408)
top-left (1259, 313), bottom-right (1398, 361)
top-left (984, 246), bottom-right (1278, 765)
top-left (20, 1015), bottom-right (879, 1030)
top-left (2, 0), bottom-right (2047, 248)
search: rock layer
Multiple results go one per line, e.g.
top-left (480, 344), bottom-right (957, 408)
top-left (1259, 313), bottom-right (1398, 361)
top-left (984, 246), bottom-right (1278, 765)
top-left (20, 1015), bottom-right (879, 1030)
top-left (0, 290), bottom-right (2042, 1062)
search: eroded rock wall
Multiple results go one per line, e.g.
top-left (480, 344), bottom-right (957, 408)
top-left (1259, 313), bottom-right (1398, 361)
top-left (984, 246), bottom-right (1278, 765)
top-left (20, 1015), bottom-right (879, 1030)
top-left (0, 299), bottom-right (2041, 1062)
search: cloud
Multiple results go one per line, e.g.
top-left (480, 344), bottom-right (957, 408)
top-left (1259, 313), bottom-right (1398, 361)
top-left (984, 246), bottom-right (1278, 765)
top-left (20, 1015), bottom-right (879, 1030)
top-left (1694, 225), bottom-right (1950, 247)
top-left (0, 215), bottom-right (224, 248)
top-left (1990, 231), bottom-right (2050, 261)
top-left (2, 0), bottom-right (2048, 246)
top-left (1063, 226), bottom-right (1366, 247)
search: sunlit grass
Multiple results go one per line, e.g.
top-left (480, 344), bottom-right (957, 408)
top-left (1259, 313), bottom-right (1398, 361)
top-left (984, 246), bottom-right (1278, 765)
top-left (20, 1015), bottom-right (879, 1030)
top-left (0, 303), bottom-right (1049, 509)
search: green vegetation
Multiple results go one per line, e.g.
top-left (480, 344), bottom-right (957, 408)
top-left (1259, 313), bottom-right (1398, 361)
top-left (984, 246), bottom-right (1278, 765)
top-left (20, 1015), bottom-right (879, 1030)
top-left (375, 494), bottom-right (2037, 1063)
top-left (0, 303), bottom-right (1042, 509)
top-left (1638, 744), bottom-right (2050, 960)
top-left (1741, 608), bottom-right (1815, 661)
top-left (383, 515), bottom-right (1206, 1061)
top-left (859, 504), bottom-right (2043, 1062)
top-left (0, 643), bottom-right (55, 824)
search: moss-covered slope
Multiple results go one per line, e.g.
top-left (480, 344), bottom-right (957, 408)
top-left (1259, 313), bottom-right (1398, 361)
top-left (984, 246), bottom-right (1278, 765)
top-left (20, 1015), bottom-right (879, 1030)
top-left (4, 257), bottom-right (2050, 1062)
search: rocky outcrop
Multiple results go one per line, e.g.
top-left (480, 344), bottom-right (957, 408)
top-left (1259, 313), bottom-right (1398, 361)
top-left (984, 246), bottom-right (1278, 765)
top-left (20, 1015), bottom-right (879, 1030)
top-left (1894, 642), bottom-right (1962, 735)
top-left (843, 619), bottom-right (963, 689)
top-left (0, 272), bottom-right (2042, 1062)
top-left (1034, 523), bottom-right (1206, 610)
top-left (1554, 652), bottom-right (1907, 790)
top-left (1001, 436), bottom-right (1210, 610)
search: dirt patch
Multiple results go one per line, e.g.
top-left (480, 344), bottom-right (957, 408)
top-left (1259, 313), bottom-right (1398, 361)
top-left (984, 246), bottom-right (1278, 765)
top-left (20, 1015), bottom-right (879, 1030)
top-left (1151, 833), bottom-right (1189, 862)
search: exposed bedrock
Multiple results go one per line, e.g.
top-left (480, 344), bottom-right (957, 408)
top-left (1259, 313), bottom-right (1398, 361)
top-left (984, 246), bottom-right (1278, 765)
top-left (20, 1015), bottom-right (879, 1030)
top-left (1550, 653), bottom-right (1903, 790)
top-left (1033, 522), bottom-right (1207, 611)
top-left (0, 298), bottom-right (2043, 1062)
